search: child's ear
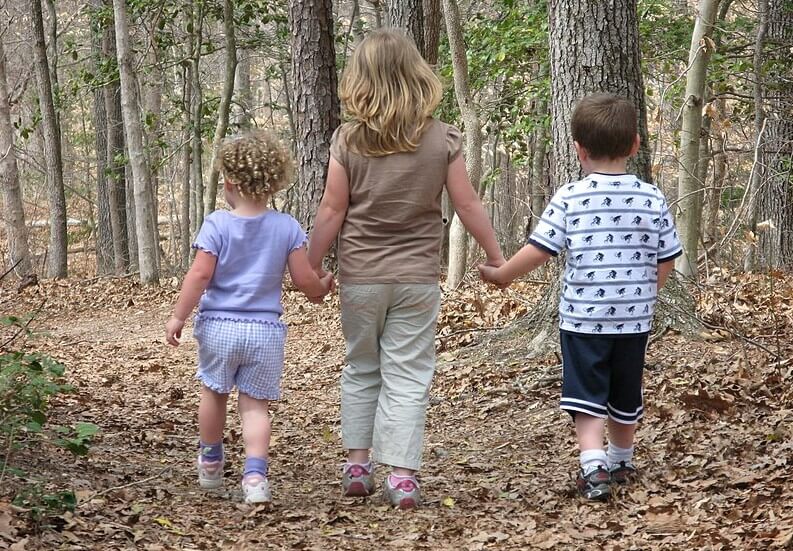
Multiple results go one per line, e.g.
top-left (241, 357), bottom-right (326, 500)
top-left (629, 134), bottom-right (641, 156)
top-left (574, 141), bottom-right (588, 162)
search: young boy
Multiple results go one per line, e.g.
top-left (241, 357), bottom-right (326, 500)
top-left (479, 93), bottom-right (682, 501)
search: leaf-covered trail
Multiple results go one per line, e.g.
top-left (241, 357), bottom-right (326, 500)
top-left (8, 276), bottom-right (793, 550)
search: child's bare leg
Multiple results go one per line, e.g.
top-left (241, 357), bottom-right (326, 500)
top-left (238, 393), bottom-right (271, 479)
top-left (607, 419), bottom-right (636, 448)
top-left (199, 385), bottom-right (228, 445)
top-left (348, 449), bottom-right (370, 464)
top-left (575, 413), bottom-right (608, 474)
top-left (576, 413), bottom-right (605, 450)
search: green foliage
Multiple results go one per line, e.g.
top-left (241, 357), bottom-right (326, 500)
top-left (437, 0), bottom-right (549, 164)
top-left (0, 319), bottom-right (99, 526)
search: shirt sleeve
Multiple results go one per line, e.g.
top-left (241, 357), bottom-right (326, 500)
top-left (192, 213), bottom-right (223, 257)
top-left (287, 216), bottom-right (308, 253)
top-left (657, 197), bottom-right (683, 262)
top-left (329, 126), bottom-right (347, 167)
top-left (446, 125), bottom-right (463, 163)
top-left (527, 189), bottom-right (567, 256)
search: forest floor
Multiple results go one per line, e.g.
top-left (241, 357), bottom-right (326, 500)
top-left (1, 269), bottom-right (793, 550)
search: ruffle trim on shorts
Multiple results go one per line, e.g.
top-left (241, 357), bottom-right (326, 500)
top-left (195, 373), bottom-right (233, 395)
top-left (195, 314), bottom-right (287, 329)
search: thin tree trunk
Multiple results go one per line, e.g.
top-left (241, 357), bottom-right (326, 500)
top-left (113, 0), bottom-right (159, 284)
top-left (233, 49), bottom-right (253, 131)
top-left (0, 37), bottom-right (33, 277)
top-left (101, 0), bottom-right (129, 274)
top-left (91, 22), bottom-right (114, 275)
top-left (143, 18), bottom-right (163, 269)
top-left (43, 0), bottom-right (59, 131)
top-left (29, 0), bottom-right (67, 278)
top-left (180, 64), bottom-right (192, 271)
top-left (190, 2), bottom-right (205, 232)
top-left (204, 0), bottom-right (237, 215)
top-left (443, 0), bottom-right (484, 288)
top-left (289, 0), bottom-right (340, 229)
top-left (675, 0), bottom-right (720, 278)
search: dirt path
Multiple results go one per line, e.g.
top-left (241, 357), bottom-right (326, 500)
top-left (5, 277), bottom-right (793, 550)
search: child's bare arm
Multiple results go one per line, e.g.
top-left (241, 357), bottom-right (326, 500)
top-left (307, 158), bottom-right (349, 271)
top-left (445, 156), bottom-right (504, 265)
top-left (166, 251), bottom-right (217, 346)
top-left (479, 243), bottom-right (552, 287)
top-left (288, 246), bottom-right (334, 298)
top-left (657, 259), bottom-right (675, 290)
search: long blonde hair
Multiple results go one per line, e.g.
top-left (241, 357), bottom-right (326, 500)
top-left (339, 29), bottom-right (443, 157)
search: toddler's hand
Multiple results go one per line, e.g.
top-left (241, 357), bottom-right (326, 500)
top-left (166, 316), bottom-right (185, 346)
top-left (307, 270), bottom-right (335, 304)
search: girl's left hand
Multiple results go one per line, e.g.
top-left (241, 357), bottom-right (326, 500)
top-left (166, 317), bottom-right (185, 346)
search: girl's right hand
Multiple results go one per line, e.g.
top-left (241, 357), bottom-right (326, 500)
top-left (307, 271), bottom-right (335, 304)
top-left (165, 316), bottom-right (185, 346)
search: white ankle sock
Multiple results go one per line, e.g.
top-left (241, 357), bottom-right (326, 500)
top-left (580, 449), bottom-right (608, 475)
top-left (607, 442), bottom-right (634, 467)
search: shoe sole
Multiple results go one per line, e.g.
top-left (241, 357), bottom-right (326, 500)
top-left (343, 481), bottom-right (372, 497)
top-left (199, 478), bottom-right (223, 489)
top-left (397, 497), bottom-right (417, 510)
top-left (581, 486), bottom-right (610, 501)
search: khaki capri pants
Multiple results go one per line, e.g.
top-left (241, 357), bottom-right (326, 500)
top-left (339, 283), bottom-right (441, 471)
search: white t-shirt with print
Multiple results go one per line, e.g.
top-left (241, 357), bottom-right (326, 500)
top-left (528, 172), bottom-right (683, 335)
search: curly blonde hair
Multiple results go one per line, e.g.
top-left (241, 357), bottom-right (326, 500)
top-left (215, 130), bottom-right (294, 201)
top-left (339, 29), bottom-right (443, 157)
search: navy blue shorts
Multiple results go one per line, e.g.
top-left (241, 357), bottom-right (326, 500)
top-left (559, 331), bottom-right (648, 424)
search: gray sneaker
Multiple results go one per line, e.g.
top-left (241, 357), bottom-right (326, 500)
top-left (342, 463), bottom-right (374, 497)
top-left (197, 456), bottom-right (224, 489)
top-left (242, 476), bottom-right (272, 504)
top-left (383, 477), bottom-right (420, 509)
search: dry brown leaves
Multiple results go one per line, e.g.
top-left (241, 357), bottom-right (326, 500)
top-left (0, 271), bottom-right (791, 550)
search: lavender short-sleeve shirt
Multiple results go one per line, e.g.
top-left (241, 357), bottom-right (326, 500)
top-left (192, 210), bottom-right (306, 322)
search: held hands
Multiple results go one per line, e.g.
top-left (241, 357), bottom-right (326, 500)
top-left (165, 316), bottom-right (185, 346)
top-left (478, 257), bottom-right (511, 289)
top-left (307, 269), bottom-right (336, 304)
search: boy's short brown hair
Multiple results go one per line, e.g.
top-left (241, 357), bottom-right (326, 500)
top-left (571, 93), bottom-right (637, 160)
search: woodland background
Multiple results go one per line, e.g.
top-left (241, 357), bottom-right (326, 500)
top-left (0, 0), bottom-right (791, 549)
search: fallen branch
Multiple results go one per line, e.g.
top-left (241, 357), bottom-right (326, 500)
top-left (78, 467), bottom-right (171, 506)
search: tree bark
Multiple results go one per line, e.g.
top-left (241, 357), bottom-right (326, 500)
top-left (442, 0), bottom-right (484, 288)
top-left (100, 0), bottom-right (129, 274)
top-left (755, 0), bottom-right (793, 268)
top-left (386, 0), bottom-right (425, 57)
top-left (289, 0), bottom-right (340, 230)
top-left (90, 19), bottom-right (114, 276)
top-left (233, 48), bottom-right (253, 131)
top-left (204, 0), bottom-right (237, 215)
top-left (424, 0), bottom-right (442, 65)
top-left (190, 2), bottom-right (205, 232)
top-left (113, 0), bottom-right (159, 284)
top-left (0, 36), bottom-right (33, 277)
top-left (29, 0), bottom-right (67, 278)
top-left (548, 0), bottom-right (652, 187)
top-left (180, 63), bottom-right (192, 272)
top-left (675, 0), bottom-right (720, 278)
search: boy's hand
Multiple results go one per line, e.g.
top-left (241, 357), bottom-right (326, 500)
top-left (165, 316), bottom-right (185, 346)
top-left (478, 263), bottom-right (510, 289)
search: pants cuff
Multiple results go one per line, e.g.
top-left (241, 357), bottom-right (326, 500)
top-left (373, 451), bottom-right (422, 471)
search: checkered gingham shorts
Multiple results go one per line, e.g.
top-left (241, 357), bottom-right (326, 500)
top-left (193, 316), bottom-right (287, 400)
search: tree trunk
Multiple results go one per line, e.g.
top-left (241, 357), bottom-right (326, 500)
top-left (424, 0), bottom-right (442, 65)
top-left (143, 17), bottom-right (163, 267)
top-left (289, 0), bottom-right (340, 230)
top-left (91, 27), bottom-right (114, 276)
top-left (29, 0), bottom-right (67, 278)
top-left (190, 2), bottom-right (205, 232)
top-left (443, 0), bottom-right (484, 288)
top-left (0, 37), bottom-right (33, 277)
top-left (755, 0), bottom-right (793, 268)
top-left (386, 0), bottom-right (425, 58)
top-left (675, 0), bottom-right (720, 278)
top-left (204, 0), bottom-right (237, 215)
top-left (113, 0), bottom-right (159, 284)
top-left (101, 0), bottom-right (129, 274)
top-left (233, 49), bottom-right (253, 131)
top-left (180, 64), bottom-right (192, 272)
top-left (548, 0), bottom-right (652, 187)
